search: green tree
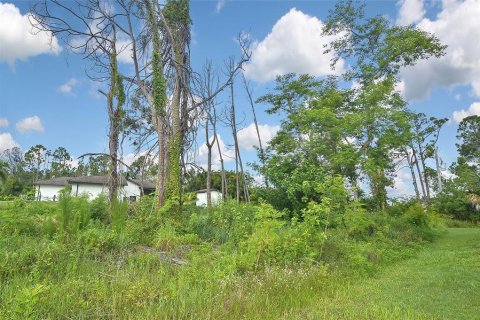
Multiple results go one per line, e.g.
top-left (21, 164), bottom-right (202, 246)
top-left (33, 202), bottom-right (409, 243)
top-left (50, 147), bottom-right (72, 177)
top-left (0, 160), bottom-right (9, 193)
top-left (322, 0), bottom-right (445, 208)
top-left (435, 116), bottom-right (480, 220)
top-left (453, 115), bottom-right (480, 198)
top-left (0, 147), bottom-right (27, 196)
top-left (456, 115), bottom-right (480, 164)
top-left (323, 0), bottom-right (446, 82)
top-left (24, 144), bottom-right (47, 182)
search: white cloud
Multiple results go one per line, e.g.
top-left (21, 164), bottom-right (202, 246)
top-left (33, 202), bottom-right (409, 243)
top-left (452, 102), bottom-right (480, 123)
top-left (0, 3), bottom-right (61, 66)
top-left (67, 158), bottom-right (79, 169)
top-left (116, 39), bottom-right (133, 64)
top-left (215, 0), bottom-right (225, 14)
top-left (400, 0), bottom-right (480, 100)
top-left (58, 78), bottom-right (79, 95)
top-left (389, 168), bottom-right (415, 197)
top-left (455, 93), bottom-right (461, 101)
top-left (0, 118), bottom-right (8, 127)
top-left (0, 132), bottom-right (19, 152)
top-left (196, 134), bottom-right (235, 170)
top-left (396, 0), bottom-right (425, 26)
top-left (237, 123), bottom-right (280, 152)
top-left (395, 79), bottom-right (406, 97)
top-left (243, 8), bottom-right (345, 82)
top-left (123, 152), bottom-right (139, 167)
top-left (16, 116), bottom-right (44, 133)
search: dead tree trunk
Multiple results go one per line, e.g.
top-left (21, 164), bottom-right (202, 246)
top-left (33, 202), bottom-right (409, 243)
top-left (229, 79), bottom-right (250, 203)
top-left (243, 75), bottom-right (268, 187)
top-left (417, 142), bottom-right (431, 201)
top-left (405, 149), bottom-right (420, 199)
top-left (412, 148), bottom-right (426, 200)
top-left (205, 112), bottom-right (217, 207)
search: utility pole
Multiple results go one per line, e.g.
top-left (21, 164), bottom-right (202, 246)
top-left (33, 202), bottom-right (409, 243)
top-left (434, 146), bottom-right (443, 192)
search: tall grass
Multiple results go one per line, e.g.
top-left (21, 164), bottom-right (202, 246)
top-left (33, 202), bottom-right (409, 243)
top-left (0, 197), bottom-right (452, 319)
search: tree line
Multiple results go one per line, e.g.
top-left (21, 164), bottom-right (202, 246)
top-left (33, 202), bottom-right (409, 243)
top-left (1, 0), bottom-right (477, 220)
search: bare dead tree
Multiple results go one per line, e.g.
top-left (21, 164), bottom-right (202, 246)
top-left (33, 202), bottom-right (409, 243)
top-left (199, 62), bottom-right (219, 207)
top-left (227, 60), bottom-right (250, 203)
top-left (242, 75), bottom-right (268, 187)
top-left (118, 1), bottom-right (250, 208)
top-left (404, 149), bottom-right (421, 199)
top-left (213, 108), bottom-right (228, 201)
top-left (33, 0), bottom-right (251, 210)
top-left (31, 0), bottom-right (126, 216)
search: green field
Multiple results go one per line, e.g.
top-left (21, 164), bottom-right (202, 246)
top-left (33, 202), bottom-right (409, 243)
top-left (1, 199), bottom-right (479, 319)
top-left (286, 228), bottom-right (480, 319)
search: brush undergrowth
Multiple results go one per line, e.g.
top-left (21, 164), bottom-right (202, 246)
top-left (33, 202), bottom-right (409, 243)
top-left (0, 196), bottom-right (445, 319)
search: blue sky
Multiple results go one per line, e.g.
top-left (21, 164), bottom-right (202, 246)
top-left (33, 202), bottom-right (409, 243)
top-left (1, 0), bottom-right (480, 195)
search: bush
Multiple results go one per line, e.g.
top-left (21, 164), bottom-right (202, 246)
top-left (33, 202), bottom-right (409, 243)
top-left (90, 194), bottom-right (109, 221)
top-left (342, 202), bottom-right (378, 239)
top-left (433, 182), bottom-right (478, 221)
top-left (403, 203), bottom-right (430, 228)
top-left (188, 201), bottom-right (256, 245)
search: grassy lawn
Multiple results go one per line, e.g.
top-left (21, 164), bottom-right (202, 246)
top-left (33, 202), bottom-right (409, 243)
top-left (288, 228), bottom-right (480, 319)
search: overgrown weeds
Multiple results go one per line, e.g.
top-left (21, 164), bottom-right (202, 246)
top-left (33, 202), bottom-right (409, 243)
top-left (0, 197), bottom-right (446, 319)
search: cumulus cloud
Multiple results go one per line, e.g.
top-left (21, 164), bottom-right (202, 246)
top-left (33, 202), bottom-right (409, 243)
top-left (237, 123), bottom-right (280, 152)
top-left (58, 78), bottom-right (79, 95)
top-left (16, 116), bottom-right (44, 133)
top-left (193, 123), bottom-right (279, 170)
top-left (388, 168), bottom-right (415, 197)
top-left (116, 39), bottom-right (134, 64)
top-left (196, 135), bottom-right (235, 170)
top-left (0, 132), bottom-right (18, 152)
top-left (0, 3), bottom-right (61, 66)
top-left (400, 0), bottom-right (480, 100)
top-left (243, 8), bottom-right (345, 82)
top-left (0, 118), bottom-right (8, 127)
top-left (396, 0), bottom-right (425, 26)
top-left (452, 102), bottom-right (480, 123)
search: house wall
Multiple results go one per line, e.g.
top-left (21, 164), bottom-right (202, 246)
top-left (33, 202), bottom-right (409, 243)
top-left (37, 181), bottom-right (148, 202)
top-left (71, 182), bottom-right (143, 202)
top-left (196, 191), bottom-right (222, 207)
top-left (72, 183), bottom-right (107, 200)
top-left (36, 185), bottom-right (64, 201)
top-left (121, 180), bottom-right (142, 200)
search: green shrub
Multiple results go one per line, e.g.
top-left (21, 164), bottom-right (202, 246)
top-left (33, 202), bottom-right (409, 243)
top-left (90, 194), bottom-right (109, 221)
top-left (342, 202), bottom-right (378, 239)
top-left (403, 203), bottom-right (430, 228)
top-left (188, 201), bottom-right (256, 245)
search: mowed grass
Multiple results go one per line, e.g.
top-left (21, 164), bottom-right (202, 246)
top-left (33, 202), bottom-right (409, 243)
top-left (286, 228), bottom-right (480, 319)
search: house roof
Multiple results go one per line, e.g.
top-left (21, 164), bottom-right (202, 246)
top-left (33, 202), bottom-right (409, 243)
top-left (129, 178), bottom-right (156, 190)
top-left (34, 175), bottom-right (156, 190)
top-left (68, 175), bottom-right (128, 186)
top-left (33, 177), bottom-right (70, 186)
top-left (196, 189), bottom-right (221, 193)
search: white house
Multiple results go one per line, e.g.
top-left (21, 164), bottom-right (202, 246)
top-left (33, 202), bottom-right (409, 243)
top-left (34, 177), bottom-right (70, 201)
top-left (35, 175), bottom-right (155, 202)
top-left (195, 189), bottom-right (222, 207)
